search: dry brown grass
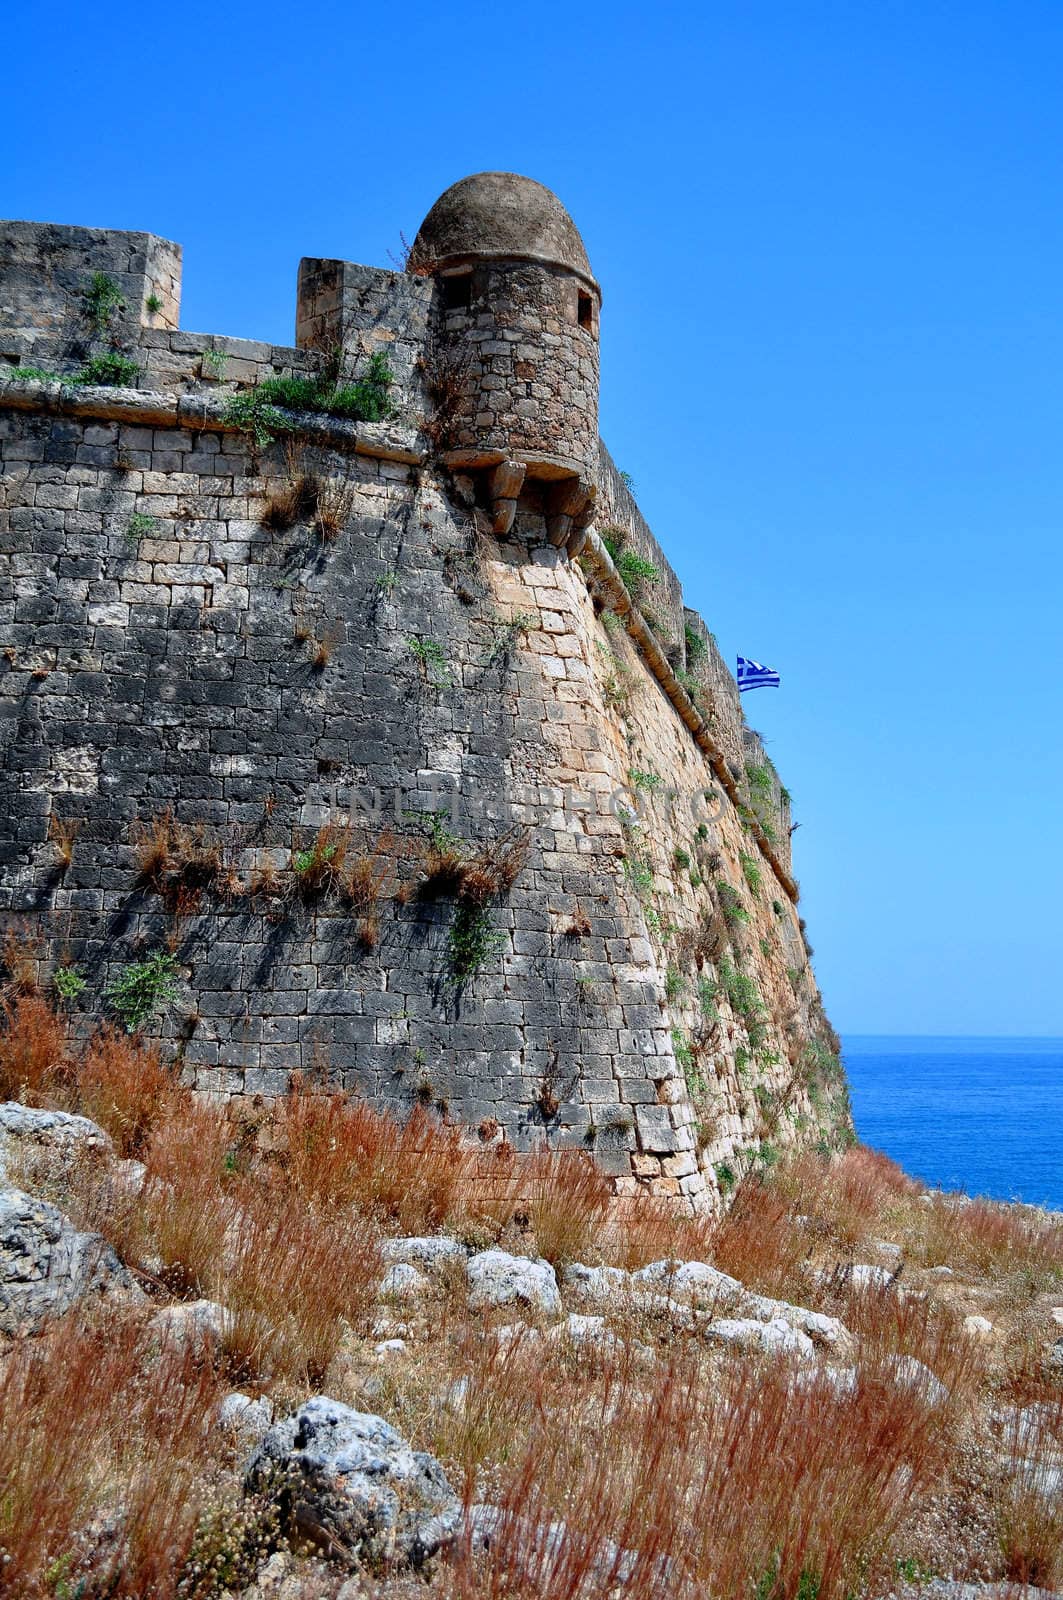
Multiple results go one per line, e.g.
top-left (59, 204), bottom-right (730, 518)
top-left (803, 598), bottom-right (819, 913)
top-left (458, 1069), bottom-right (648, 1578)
top-left (0, 1314), bottom-right (229, 1599)
top-left (313, 476), bottom-right (355, 542)
top-left (6, 999), bottom-right (1063, 1596)
top-left (276, 1082), bottom-right (474, 1233)
top-left (524, 1146), bottom-right (612, 1268)
top-left (0, 993), bottom-right (67, 1101)
top-left (775, 1145), bottom-right (923, 1253)
top-left (260, 471), bottom-right (320, 531)
top-left (222, 1181), bottom-right (380, 1385)
top-left (908, 1193), bottom-right (1063, 1289)
top-left (133, 809), bottom-right (226, 913)
top-left (708, 1173), bottom-right (815, 1302)
top-left (69, 1025), bottom-right (180, 1158)
top-left (439, 1343), bottom-right (951, 1600)
top-left (47, 811), bottom-right (81, 870)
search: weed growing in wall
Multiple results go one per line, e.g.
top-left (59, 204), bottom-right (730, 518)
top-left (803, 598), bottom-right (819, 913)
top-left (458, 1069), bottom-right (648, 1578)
top-left (75, 352), bottom-right (140, 388)
top-left (717, 879), bottom-right (750, 927)
top-left (684, 623), bottom-right (707, 668)
top-left (126, 511), bottom-right (156, 543)
top-left (739, 850), bottom-right (763, 896)
top-left (223, 390), bottom-right (293, 449)
top-left (253, 352), bottom-right (393, 427)
top-left (145, 292), bottom-right (163, 315)
top-left (627, 766), bottom-right (664, 794)
top-left (85, 272), bottom-right (125, 333)
top-left (106, 952), bottom-right (180, 1033)
top-left (52, 966), bottom-right (85, 1004)
top-left (487, 611), bottom-right (536, 667)
top-left (408, 636), bottom-right (451, 689)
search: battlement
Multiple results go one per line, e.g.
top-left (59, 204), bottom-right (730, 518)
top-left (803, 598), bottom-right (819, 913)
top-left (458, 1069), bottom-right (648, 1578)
top-left (0, 221), bottom-right (181, 364)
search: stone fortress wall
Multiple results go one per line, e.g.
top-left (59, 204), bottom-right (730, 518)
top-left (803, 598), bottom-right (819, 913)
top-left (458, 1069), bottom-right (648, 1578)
top-left (0, 175), bottom-right (849, 1212)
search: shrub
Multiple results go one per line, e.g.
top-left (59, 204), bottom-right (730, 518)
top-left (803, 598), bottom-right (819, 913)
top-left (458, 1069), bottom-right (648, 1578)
top-left (75, 351), bottom-right (140, 387)
top-left (105, 951), bottom-right (181, 1032)
top-left (85, 270), bottom-right (125, 332)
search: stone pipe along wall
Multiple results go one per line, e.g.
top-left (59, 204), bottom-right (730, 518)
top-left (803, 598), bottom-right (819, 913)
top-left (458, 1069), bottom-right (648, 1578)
top-left (0, 203), bottom-right (849, 1211)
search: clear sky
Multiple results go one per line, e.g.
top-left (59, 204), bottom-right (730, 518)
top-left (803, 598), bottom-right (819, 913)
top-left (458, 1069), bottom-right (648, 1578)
top-left (6, 0), bottom-right (1062, 1035)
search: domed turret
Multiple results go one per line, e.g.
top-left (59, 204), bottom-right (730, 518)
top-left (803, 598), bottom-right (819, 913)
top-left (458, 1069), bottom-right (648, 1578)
top-left (412, 173), bottom-right (600, 537)
top-left (409, 172), bottom-right (597, 286)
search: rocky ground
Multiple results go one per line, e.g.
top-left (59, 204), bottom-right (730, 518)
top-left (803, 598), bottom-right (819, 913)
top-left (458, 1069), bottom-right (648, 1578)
top-left (2, 998), bottom-right (1063, 1599)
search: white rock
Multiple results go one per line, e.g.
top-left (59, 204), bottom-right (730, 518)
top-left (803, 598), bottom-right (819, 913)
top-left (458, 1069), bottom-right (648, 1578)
top-left (494, 1322), bottom-right (542, 1350)
top-left (964, 1314), bottom-right (994, 1338)
top-left (632, 1259), bottom-right (744, 1309)
top-left (743, 1293), bottom-right (854, 1356)
top-left (846, 1263), bottom-right (896, 1292)
top-left (466, 1250), bottom-right (561, 1317)
top-left (246, 1397), bottom-right (460, 1566)
top-left (885, 1354), bottom-right (949, 1405)
top-left (380, 1262), bottom-right (430, 1301)
top-left (381, 1236), bottom-right (466, 1272)
top-left (705, 1316), bottom-right (815, 1360)
top-left (562, 1261), bottom-right (632, 1303)
top-left (375, 1338), bottom-right (408, 1358)
top-left (150, 1298), bottom-right (231, 1358)
top-left (0, 1102), bottom-right (113, 1181)
top-left (0, 1184), bottom-right (138, 1334)
top-left (546, 1312), bottom-right (621, 1354)
top-left (925, 1264), bottom-right (955, 1279)
top-left (218, 1391), bottom-right (274, 1442)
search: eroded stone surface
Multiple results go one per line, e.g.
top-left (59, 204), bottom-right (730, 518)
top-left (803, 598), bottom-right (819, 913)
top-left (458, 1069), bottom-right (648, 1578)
top-left (246, 1397), bottom-right (460, 1568)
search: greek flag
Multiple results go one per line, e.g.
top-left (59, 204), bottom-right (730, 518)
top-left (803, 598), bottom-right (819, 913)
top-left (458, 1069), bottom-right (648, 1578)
top-left (737, 656), bottom-right (781, 692)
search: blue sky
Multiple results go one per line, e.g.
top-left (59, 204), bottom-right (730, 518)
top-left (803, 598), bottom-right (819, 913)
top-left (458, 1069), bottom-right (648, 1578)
top-left (6, 0), bottom-right (1062, 1035)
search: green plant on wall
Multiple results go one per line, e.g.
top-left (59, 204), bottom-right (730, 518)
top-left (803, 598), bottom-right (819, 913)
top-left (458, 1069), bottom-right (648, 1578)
top-left (52, 966), bottom-right (86, 1003)
top-left (85, 272), bottom-right (125, 333)
top-left (739, 851), bottom-right (763, 895)
top-left (105, 951), bottom-right (180, 1033)
top-left (126, 511), bottom-right (156, 543)
top-left (447, 903), bottom-right (502, 984)
top-left (223, 390), bottom-right (292, 449)
top-left (716, 879), bottom-right (749, 926)
top-left (76, 352), bottom-right (140, 388)
top-left (408, 636), bottom-right (451, 689)
top-left (253, 351), bottom-right (394, 425)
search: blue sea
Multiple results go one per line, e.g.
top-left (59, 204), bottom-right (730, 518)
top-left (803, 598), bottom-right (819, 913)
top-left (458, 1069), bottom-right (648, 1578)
top-left (844, 1036), bottom-right (1063, 1213)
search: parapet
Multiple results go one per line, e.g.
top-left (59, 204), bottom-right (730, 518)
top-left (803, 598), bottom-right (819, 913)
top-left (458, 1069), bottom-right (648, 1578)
top-left (0, 221), bottom-right (181, 366)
